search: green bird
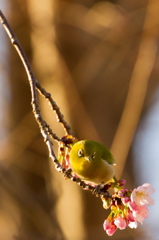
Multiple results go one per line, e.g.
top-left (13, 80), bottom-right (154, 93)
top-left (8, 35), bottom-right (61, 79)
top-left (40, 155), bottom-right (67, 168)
top-left (69, 140), bottom-right (115, 185)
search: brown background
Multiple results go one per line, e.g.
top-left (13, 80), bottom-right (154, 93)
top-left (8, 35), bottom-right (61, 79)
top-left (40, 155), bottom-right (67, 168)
top-left (0, 0), bottom-right (159, 240)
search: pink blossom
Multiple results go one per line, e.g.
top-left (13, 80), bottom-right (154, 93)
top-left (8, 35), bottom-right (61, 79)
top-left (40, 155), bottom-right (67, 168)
top-left (133, 205), bottom-right (149, 223)
top-left (103, 219), bottom-right (117, 236)
top-left (128, 201), bottom-right (137, 211)
top-left (128, 201), bottom-right (149, 223)
top-left (125, 209), bottom-right (135, 222)
top-left (131, 183), bottom-right (155, 206)
top-left (114, 216), bottom-right (127, 230)
top-left (122, 197), bottom-right (130, 205)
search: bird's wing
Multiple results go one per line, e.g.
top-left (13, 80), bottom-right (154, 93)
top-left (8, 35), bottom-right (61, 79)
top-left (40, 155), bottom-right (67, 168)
top-left (102, 146), bottom-right (116, 165)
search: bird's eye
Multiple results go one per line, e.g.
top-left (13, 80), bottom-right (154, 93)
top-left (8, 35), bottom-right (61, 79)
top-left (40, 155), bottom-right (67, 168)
top-left (78, 149), bottom-right (84, 157)
top-left (92, 152), bottom-right (96, 159)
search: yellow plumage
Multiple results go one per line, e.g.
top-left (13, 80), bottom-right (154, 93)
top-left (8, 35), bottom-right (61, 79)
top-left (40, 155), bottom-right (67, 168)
top-left (70, 140), bottom-right (115, 185)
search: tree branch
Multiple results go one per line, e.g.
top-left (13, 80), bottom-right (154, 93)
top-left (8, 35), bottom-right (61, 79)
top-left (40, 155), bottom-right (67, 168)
top-left (0, 10), bottom-right (110, 199)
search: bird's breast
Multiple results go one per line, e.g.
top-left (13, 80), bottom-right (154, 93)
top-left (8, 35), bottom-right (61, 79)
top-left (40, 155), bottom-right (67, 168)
top-left (72, 158), bottom-right (114, 185)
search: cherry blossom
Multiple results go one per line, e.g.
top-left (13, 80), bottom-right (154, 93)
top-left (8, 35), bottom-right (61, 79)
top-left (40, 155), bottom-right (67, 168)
top-left (102, 182), bottom-right (155, 236)
top-left (131, 183), bottom-right (155, 206)
top-left (128, 201), bottom-right (149, 223)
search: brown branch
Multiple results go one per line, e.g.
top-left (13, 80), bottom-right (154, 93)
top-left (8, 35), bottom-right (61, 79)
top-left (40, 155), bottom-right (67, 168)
top-left (36, 81), bottom-right (72, 136)
top-left (0, 10), bottom-right (61, 168)
top-left (0, 10), bottom-right (110, 199)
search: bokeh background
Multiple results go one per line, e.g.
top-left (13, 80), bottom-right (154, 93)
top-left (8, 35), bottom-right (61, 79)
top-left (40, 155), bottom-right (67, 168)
top-left (0, 0), bottom-right (159, 240)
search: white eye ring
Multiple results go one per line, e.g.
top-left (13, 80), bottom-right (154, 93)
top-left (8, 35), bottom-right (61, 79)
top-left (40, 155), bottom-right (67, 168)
top-left (78, 149), bottom-right (84, 157)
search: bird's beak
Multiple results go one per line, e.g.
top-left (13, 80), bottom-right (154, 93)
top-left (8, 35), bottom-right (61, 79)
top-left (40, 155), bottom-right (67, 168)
top-left (84, 156), bottom-right (91, 162)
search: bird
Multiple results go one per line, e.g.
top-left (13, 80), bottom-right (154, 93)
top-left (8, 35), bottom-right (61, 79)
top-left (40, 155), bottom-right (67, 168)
top-left (69, 140), bottom-right (115, 185)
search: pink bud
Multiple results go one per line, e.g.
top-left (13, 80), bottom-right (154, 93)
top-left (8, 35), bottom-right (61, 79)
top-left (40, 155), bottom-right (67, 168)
top-left (122, 197), bottom-right (130, 205)
top-left (106, 225), bottom-right (117, 236)
top-left (126, 210), bottom-right (135, 222)
top-left (128, 221), bottom-right (138, 229)
top-left (114, 216), bottom-right (127, 230)
top-left (103, 219), bottom-right (117, 236)
top-left (118, 179), bottom-right (127, 186)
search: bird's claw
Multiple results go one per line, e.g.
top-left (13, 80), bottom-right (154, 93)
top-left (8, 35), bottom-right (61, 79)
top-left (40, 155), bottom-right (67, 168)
top-left (63, 168), bottom-right (72, 179)
top-left (93, 182), bottom-right (105, 196)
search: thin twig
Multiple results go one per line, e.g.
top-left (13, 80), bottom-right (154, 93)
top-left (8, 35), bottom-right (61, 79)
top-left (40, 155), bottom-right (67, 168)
top-left (0, 10), bottom-right (60, 167)
top-left (36, 81), bottom-right (72, 135)
top-left (0, 10), bottom-right (110, 199)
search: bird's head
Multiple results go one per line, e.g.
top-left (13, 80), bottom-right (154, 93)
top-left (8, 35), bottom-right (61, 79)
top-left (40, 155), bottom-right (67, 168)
top-left (70, 140), bottom-right (100, 165)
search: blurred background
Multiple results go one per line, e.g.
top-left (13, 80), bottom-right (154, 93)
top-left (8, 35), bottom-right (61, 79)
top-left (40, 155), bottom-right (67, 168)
top-left (0, 0), bottom-right (159, 240)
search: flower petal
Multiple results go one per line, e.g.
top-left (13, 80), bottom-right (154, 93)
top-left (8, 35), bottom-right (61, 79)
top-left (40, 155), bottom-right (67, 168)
top-left (131, 183), bottom-right (155, 206)
top-left (128, 221), bottom-right (138, 229)
top-left (142, 183), bottom-right (155, 195)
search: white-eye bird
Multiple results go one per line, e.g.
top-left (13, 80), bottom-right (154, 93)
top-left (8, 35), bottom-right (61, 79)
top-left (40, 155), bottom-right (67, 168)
top-left (69, 140), bottom-right (115, 185)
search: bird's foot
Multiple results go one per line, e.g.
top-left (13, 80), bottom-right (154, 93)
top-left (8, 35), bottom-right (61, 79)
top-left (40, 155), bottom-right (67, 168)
top-left (63, 168), bottom-right (72, 179)
top-left (93, 182), bottom-right (105, 196)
